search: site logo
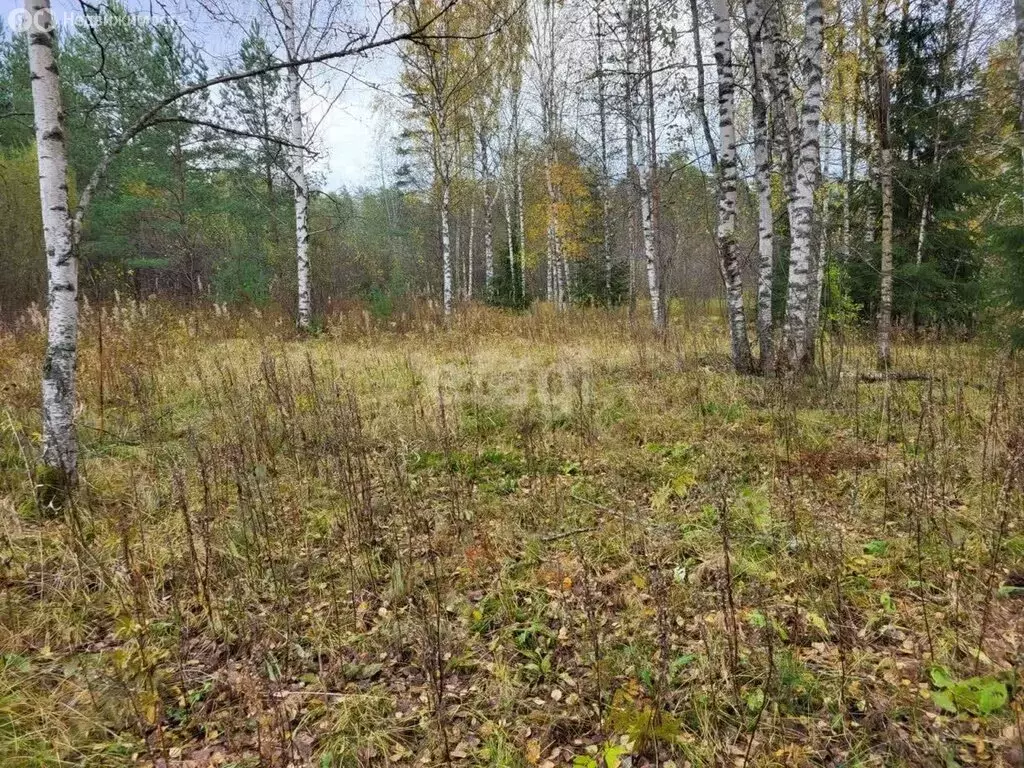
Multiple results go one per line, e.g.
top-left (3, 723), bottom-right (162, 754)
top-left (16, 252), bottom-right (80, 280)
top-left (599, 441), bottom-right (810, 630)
top-left (6, 8), bottom-right (162, 34)
top-left (5, 9), bottom-right (34, 34)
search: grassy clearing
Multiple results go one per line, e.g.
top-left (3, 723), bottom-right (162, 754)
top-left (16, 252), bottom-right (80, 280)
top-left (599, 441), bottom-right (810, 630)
top-left (2, 301), bottom-right (1024, 767)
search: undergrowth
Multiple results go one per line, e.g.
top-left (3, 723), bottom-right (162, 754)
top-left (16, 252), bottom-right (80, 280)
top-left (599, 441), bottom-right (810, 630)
top-left (1, 300), bottom-right (1023, 767)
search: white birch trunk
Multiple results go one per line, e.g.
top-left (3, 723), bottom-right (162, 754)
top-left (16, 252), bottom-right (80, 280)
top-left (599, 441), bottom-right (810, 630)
top-left (282, 0), bottom-right (310, 330)
top-left (512, 93), bottom-right (527, 300)
top-left (480, 133), bottom-right (494, 292)
top-left (442, 182), bottom-right (453, 316)
top-left (876, 17), bottom-right (893, 366)
top-left (808, 186), bottom-right (829, 345)
top-left (545, 157), bottom-right (556, 304)
top-left (559, 248), bottom-right (569, 305)
top-left (467, 204), bottom-right (475, 300)
top-left (782, 0), bottom-right (824, 370)
top-left (27, 0), bottom-right (78, 484)
top-left (713, 0), bottom-right (752, 372)
top-left (628, 1), bottom-right (662, 329)
top-left (642, 0), bottom-right (665, 327)
top-left (745, 0), bottom-right (776, 372)
top-left (878, 146), bottom-right (894, 366)
top-left (624, 55), bottom-right (639, 319)
top-left (596, 3), bottom-right (613, 301)
top-left (516, 162), bottom-right (527, 299)
top-left (1017, 0), bottom-right (1024, 212)
top-left (915, 192), bottom-right (929, 265)
top-left (841, 88), bottom-right (855, 265)
top-left (544, 155), bottom-right (567, 309)
top-left (639, 162), bottom-right (661, 329)
top-left (504, 183), bottom-right (516, 297)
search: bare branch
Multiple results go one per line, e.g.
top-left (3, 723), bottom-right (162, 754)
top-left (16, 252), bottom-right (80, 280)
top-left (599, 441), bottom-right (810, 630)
top-left (71, 0), bottom-right (463, 243)
top-left (145, 116), bottom-right (303, 148)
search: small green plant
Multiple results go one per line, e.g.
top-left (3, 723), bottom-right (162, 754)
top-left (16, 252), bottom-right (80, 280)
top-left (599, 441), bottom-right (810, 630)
top-left (572, 739), bottom-right (632, 768)
top-left (607, 688), bottom-right (681, 756)
top-left (928, 667), bottom-right (1009, 716)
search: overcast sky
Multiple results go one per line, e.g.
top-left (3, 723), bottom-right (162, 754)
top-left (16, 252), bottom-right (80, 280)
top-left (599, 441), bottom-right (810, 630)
top-left (1, 0), bottom-right (402, 191)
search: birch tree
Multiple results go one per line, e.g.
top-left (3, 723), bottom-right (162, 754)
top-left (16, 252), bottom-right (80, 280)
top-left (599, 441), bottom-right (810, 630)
top-left (874, 7), bottom-right (894, 367)
top-left (497, 12), bottom-right (529, 301)
top-left (624, 0), bottom-right (663, 327)
top-left (594, 0), bottom-right (614, 302)
top-left (18, 1), bottom-right (464, 485)
top-left (281, 0), bottom-right (312, 329)
top-left (399, 1), bottom-right (486, 316)
top-left (712, 0), bottom-right (753, 372)
top-left (469, 6), bottom-right (521, 297)
top-left (782, 0), bottom-right (825, 370)
top-left (24, 0), bottom-right (78, 488)
top-left (744, 0), bottom-right (776, 371)
top-left (1018, 0), bottom-right (1024, 208)
top-left (530, 0), bottom-right (571, 309)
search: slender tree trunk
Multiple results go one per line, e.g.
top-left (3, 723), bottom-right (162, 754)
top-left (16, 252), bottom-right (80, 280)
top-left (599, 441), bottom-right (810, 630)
top-left (468, 204), bottom-right (475, 300)
top-left (628, 0), bottom-right (662, 328)
top-left (690, 0), bottom-right (718, 170)
top-left (545, 156), bottom-right (559, 306)
top-left (559, 246), bottom-right (569, 305)
top-left (480, 133), bottom-right (494, 291)
top-left (546, 230), bottom-right (554, 302)
top-left (745, 0), bottom-right (775, 372)
top-left (639, 153), bottom-right (661, 329)
top-left (1017, 0), bottom-right (1024, 212)
top-left (27, 0), bottom-right (78, 486)
top-left (596, 1), bottom-right (613, 302)
top-left (512, 90), bottom-right (527, 299)
top-left (917, 0), bottom-right (957, 260)
top-left (624, 4), bottom-right (639, 319)
top-left (713, 0), bottom-right (752, 372)
top-left (625, 57), bottom-right (639, 320)
top-left (840, 54), bottom-right (855, 266)
top-left (442, 182), bottom-right (453, 316)
top-left (782, 0), bottom-right (824, 370)
top-left (806, 131), bottom-right (827, 346)
top-left (877, 50), bottom-right (893, 367)
top-left (879, 145), bottom-right (893, 366)
top-left (643, 0), bottom-right (666, 326)
top-left (765, 0), bottom-right (800, 257)
top-left (809, 186), bottom-right (830, 345)
top-left (504, 184), bottom-right (516, 299)
top-left (283, 0), bottom-right (311, 330)
top-left (915, 192), bottom-right (929, 264)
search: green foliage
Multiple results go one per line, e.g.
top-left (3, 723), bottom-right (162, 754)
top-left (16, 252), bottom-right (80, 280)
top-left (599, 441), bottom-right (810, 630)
top-left (820, 259), bottom-right (861, 331)
top-left (0, 145), bottom-right (45, 313)
top-left (607, 689), bottom-right (682, 756)
top-left (486, 243), bottom-right (531, 309)
top-left (929, 666), bottom-right (1009, 716)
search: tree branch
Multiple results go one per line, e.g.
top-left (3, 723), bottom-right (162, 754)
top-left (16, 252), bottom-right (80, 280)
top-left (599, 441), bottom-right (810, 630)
top-left (71, 0), bottom-right (464, 244)
top-left (145, 116), bottom-right (303, 149)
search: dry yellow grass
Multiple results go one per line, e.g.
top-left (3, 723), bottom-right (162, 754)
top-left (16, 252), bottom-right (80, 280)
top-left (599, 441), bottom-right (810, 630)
top-left (1, 300), bottom-right (1022, 767)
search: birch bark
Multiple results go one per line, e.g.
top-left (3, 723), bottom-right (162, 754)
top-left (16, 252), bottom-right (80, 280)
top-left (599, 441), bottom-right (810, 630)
top-left (876, 4), bottom-right (893, 366)
top-left (713, 0), bottom-right (752, 372)
top-left (744, 0), bottom-right (775, 371)
top-left (26, 0), bottom-right (78, 484)
top-left (596, 1), bottom-right (613, 301)
top-left (782, 0), bottom-right (824, 369)
top-left (628, 0), bottom-right (662, 328)
top-left (442, 182), bottom-right (453, 316)
top-left (480, 133), bottom-right (494, 291)
top-left (467, 204), bottom-right (475, 300)
top-left (282, 0), bottom-right (311, 330)
top-left (1018, 0), bottom-right (1024, 211)
top-left (879, 145), bottom-right (893, 366)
